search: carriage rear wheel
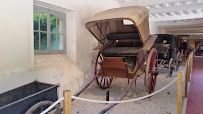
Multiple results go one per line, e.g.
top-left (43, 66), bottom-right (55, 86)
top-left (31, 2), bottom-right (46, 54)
top-left (95, 53), bottom-right (113, 89)
top-left (146, 48), bottom-right (158, 94)
top-left (168, 58), bottom-right (173, 77)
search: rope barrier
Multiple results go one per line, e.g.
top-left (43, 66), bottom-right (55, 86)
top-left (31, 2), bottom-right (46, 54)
top-left (40, 97), bottom-right (64, 114)
top-left (40, 77), bottom-right (179, 114)
top-left (71, 77), bottom-right (179, 103)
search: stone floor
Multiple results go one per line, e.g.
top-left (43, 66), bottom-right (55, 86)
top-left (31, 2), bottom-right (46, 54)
top-left (72, 63), bottom-right (186, 114)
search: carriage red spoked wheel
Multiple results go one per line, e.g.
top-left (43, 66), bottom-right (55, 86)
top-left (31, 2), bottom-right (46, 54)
top-left (95, 53), bottom-right (113, 89)
top-left (146, 48), bottom-right (158, 94)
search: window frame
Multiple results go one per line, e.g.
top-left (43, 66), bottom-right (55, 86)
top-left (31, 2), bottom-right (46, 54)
top-left (34, 5), bottom-right (66, 55)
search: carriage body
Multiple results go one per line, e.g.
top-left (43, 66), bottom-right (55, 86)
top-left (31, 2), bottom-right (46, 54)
top-left (152, 34), bottom-right (180, 76)
top-left (85, 6), bottom-right (158, 93)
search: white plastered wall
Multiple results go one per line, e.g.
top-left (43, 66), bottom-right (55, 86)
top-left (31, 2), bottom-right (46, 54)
top-left (0, 0), bottom-right (120, 98)
top-left (0, 0), bottom-right (33, 76)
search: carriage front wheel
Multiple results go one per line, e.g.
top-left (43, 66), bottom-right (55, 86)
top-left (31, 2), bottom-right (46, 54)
top-left (146, 48), bottom-right (158, 94)
top-left (95, 53), bottom-right (113, 89)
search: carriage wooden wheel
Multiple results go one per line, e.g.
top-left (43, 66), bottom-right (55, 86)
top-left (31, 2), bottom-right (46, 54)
top-left (95, 53), bottom-right (113, 89)
top-left (168, 58), bottom-right (173, 77)
top-left (146, 48), bottom-right (158, 94)
top-left (25, 101), bottom-right (61, 114)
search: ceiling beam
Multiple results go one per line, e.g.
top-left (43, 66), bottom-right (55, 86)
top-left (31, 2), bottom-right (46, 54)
top-left (153, 4), bottom-right (161, 8)
top-left (162, 3), bottom-right (171, 7)
top-left (149, 14), bottom-right (155, 18)
top-left (174, 1), bottom-right (183, 6)
top-left (184, 1), bottom-right (196, 5)
top-left (185, 10), bottom-right (192, 15)
top-left (166, 27), bottom-right (203, 32)
top-left (198, 0), bottom-right (203, 3)
top-left (177, 11), bottom-right (183, 15)
top-left (157, 13), bottom-right (166, 17)
top-left (120, 0), bottom-right (190, 7)
top-left (149, 3), bottom-right (203, 14)
top-left (195, 9), bottom-right (201, 14)
top-left (169, 30), bottom-right (203, 33)
top-left (153, 14), bottom-right (159, 18)
top-left (161, 12), bottom-right (168, 16)
top-left (168, 12), bottom-right (175, 16)
top-left (170, 33), bottom-right (203, 36)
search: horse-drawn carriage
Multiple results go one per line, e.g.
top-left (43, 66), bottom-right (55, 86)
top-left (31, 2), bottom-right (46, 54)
top-left (73, 6), bottom-right (159, 113)
top-left (152, 34), bottom-right (180, 77)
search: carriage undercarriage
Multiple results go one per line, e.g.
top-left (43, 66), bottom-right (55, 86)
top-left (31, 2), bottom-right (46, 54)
top-left (157, 52), bottom-right (180, 77)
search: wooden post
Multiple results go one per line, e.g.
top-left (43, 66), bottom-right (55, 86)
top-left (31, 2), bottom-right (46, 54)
top-left (177, 72), bottom-right (182, 114)
top-left (63, 90), bottom-right (71, 114)
top-left (188, 54), bottom-right (192, 82)
top-left (185, 61), bottom-right (188, 97)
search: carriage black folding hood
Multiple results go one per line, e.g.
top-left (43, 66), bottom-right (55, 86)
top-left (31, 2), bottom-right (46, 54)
top-left (85, 6), bottom-right (150, 45)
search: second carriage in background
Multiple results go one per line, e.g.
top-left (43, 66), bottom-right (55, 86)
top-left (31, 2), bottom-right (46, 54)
top-left (152, 34), bottom-right (180, 77)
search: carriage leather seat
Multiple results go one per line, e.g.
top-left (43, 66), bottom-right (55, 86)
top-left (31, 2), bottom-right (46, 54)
top-left (107, 33), bottom-right (140, 40)
top-left (103, 47), bottom-right (140, 55)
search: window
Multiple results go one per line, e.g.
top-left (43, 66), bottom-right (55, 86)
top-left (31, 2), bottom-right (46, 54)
top-left (123, 19), bottom-right (133, 25)
top-left (34, 5), bottom-right (66, 54)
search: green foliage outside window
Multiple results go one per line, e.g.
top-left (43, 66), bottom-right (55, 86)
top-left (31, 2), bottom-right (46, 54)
top-left (34, 13), bottom-right (39, 30)
top-left (33, 13), bottom-right (63, 51)
top-left (40, 13), bottom-right (47, 31)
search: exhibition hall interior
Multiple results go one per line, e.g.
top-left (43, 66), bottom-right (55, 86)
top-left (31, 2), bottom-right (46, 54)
top-left (1, 0), bottom-right (203, 114)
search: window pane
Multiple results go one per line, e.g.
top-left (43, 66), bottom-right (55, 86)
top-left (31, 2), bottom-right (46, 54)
top-left (34, 13), bottom-right (39, 30)
top-left (34, 32), bottom-right (39, 50)
top-left (50, 14), bottom-right (56, 32)
top-left (58, 34), bottom-right (63, 50)
top-left (40, 32), bottom-right (47, 50)
top-left (51, 34), bottom-right (57, 50)
top-left (40, 13), bottom-right (47, 31)
top-left (57, 18), bottom-right (63, 33)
